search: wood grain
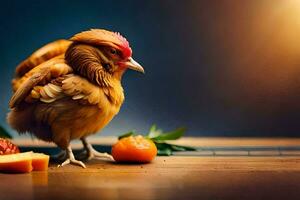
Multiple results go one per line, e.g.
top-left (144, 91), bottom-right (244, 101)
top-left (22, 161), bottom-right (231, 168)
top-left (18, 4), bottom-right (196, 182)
top-left (1, 138), bottom-right (300, 200)
top-left (0, 156), bottom-right (300, 200)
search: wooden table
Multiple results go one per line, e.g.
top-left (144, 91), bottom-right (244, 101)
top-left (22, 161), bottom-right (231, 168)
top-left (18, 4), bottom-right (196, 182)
top-left (1, 137), bottom-right (300, 200)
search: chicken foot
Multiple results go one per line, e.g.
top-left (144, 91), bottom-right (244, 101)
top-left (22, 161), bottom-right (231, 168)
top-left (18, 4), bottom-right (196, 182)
top-left (79, 137), bottom-right (114, 161)
top-left (57, 145), bottom-right (86, 168)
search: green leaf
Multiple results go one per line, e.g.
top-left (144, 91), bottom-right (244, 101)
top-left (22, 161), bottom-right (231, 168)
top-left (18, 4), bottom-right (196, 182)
top-left (170, 145), bottom-right (187, 151)
top-left (0, 126), bottom-right (12, 139)
top-left (170, 144), bottom-right (197, 151)
top-left (152, 127), bottom-right (186, 141)
top-left (155, 142), bottom-right (172, 149)
top-left (155, 142), bottom-right (173, 156)
top-left (155, 142), bottom-right (197, 155)
top-left (147, 124), bottom-right (163, 139)
top-left (149, 124), bottom-right (157, 133)
top-left (157, 147), bottom-right (172, 156)
top-left (118, 131), bottom-right (134, 140)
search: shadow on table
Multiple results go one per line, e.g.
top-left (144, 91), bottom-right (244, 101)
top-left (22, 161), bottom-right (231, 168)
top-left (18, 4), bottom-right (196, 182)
top-left (19, 145), bottom-right (112, 156)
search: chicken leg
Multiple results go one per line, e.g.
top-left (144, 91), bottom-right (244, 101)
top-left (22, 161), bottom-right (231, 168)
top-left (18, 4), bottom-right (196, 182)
top-left (58, 145), bottom-right (86, 168)
top-left (80, 137), bottom-right (114, 161)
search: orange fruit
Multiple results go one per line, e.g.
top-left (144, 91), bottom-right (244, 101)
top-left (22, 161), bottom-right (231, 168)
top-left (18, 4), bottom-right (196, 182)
top-left (112, 135), bottom-right (157, 163)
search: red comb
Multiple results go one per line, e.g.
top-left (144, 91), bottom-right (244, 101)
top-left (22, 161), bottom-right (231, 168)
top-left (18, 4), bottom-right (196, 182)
top-left (71, 29), bottom-right (133, 58)
top-left (114, 32), bottom-right (132, 58)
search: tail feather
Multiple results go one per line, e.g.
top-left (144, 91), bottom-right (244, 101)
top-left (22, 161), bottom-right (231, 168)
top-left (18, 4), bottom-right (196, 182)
top-left (15, 39), bottom-right (71, 78)
top-left (7, 106), bottom-right (52, 141)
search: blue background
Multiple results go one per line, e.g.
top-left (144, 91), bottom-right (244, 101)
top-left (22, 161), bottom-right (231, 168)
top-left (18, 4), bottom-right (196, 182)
top-left (1, 0), bottom-right (300, 137)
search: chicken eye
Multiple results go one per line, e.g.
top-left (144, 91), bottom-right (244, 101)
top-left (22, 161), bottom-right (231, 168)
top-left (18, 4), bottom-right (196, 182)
top-left (103, 63), bottom-right (111, 70)
top-left (110, 49), bottom-right (117, 55)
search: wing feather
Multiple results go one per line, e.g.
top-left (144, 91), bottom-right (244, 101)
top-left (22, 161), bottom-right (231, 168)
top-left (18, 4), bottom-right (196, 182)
top-left (9, 69), bottom-right (51, 108)
top-left (62, 75), bottom-right (109, 107)
top-left (9, 56), bottom-right (73, 108)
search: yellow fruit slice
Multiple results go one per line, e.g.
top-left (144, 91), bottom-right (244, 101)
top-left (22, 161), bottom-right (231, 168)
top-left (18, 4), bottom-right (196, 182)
top-left (0, 152), bottom-right (49, 173)
top-left (31, 153), bottom-right (49, 171)
top-left (0, 152), bottom-right (33, 173)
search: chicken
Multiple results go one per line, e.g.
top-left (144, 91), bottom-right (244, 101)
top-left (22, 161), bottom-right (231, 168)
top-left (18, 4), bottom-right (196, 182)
top-left (7, 29), bottom-right (144, 168)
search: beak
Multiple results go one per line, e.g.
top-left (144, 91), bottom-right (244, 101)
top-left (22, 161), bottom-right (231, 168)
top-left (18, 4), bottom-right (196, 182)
top-left (124, 57), bottom-right (145, 73)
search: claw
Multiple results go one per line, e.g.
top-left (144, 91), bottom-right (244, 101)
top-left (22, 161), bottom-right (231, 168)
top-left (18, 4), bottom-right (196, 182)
top-left (58, 158), bottom-right (86, 168)
top-left (87, 149), bottom-right (114, 161)
top-left (80, 137), bottom-right (114, 161)
top-left (57, 145), bottom-right (86, 168)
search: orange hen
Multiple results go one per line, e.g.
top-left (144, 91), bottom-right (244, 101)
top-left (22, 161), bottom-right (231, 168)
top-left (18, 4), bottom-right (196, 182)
top-left (7, 29), bottom-right (144, 168)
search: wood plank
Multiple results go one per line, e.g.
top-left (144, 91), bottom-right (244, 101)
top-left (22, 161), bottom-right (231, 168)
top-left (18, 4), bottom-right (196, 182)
top-left (2, 137), bottom-right (300, 200)
top-left (1, 156), bottom-right (300, 200)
